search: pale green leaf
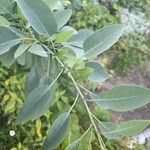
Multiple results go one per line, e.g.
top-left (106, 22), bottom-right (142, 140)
top-left (17, 53), bottom-right (26, 65)
top-left (28, 43), bottom-right (48, 57)
top-left (44, 113), bottom-right (71, 150)
top-left (14, 44), bottom-right (31, 59)
top-left (0, 45), bottom-right (17, 68)
top-left (86, 62), bottom-right (108, 83)
top-left (68, 29), bottom-right (94, 48)
top-left (66, 126), bottom-right (91, 150)
top-left (0, 0), bottom-right (14, 14)
top-left (17, 80), bottom-right (56, 123)
top-left (43, 0), bottom-right (59, 11)
top-left (16, 0), bottom-right (57, 36)
top-left (0, 16), bottom-right (11, 27)
top-left (25, 66), bottom-right (40, 96)
top-left (54, 9), bottom-right (72, 29)
top-left (93, 85), bottom-right (150, 112)
top-left (54, 30), bottom-right (74, 43)
top-left (0, 27), bottom-right (21, 55)
top-left (100, 120), bottom-right (150, 139)
top-left (83, 24), bottom-right (125, 58)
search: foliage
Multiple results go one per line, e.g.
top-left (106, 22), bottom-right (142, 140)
top-left (68, 1), bottom-right (149, 74)
top-left (0, 0), bottom-right (150, 150)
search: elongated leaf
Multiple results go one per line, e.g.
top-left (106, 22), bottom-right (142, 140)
top-left (17, 81), bottom-right (56, 123)
top-left (66, 126), bottom-right (91, 150)
top-left (93, 85), bottom-right (150, 112)
top-left (66, 139), bottom-right (81, 150)
top-left (83, 24), bottom-right (125, 58)
top-left (14, 44), bottom-right (31, 58)
top-left (54, 9), bottom-right (72, 29)
top-left (16, 0), bottom-right (57, 36)
top-left (0, 16), bottom-right (11, 27)
top-left (0, 27), bottom-right (21, 55)
top-left (17, 53), bottom-right (26, 65)
top-left (54, 30), bottom-right (74, 43)
top-left (68, 29), bottom-right (94, 48)
top-left (43, 0), bottom-right (59, 11)
top-left (86, 62), bottom-right (108, 83)
top-left (0, 45), bottom-right (17, 67)
top-left (25, 66), bottom-right (40, 96)
top-left (100, 120), bottom-right (150, 139)
top-left (0, 0), bottom-right (14, 14)
top-left (44, 113), bottom-right (71, 150)
top-left (28, 43), bottom-right (48, 57)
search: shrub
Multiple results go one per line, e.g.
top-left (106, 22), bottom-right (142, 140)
top-left (0, 0), bottom-right (150, 149)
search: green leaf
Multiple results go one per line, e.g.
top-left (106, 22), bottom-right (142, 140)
top-left (100, 120), bottom-right (150, 139)
top-left (68, 29), bottom-right (94, 48)
top-left (54, 9), bottom-right (72, 29)
top-left (86, 62), bottom-right (108, 83)
top-left (0, 16), bottom-right (11, 27)
top-left (0, 45), bottom-right (17, 68)
top-left (0, 0), bottom-right (14, 14)
top-left (28, 43), bottom-right (48, 57)
top-left (16, 0), bottom-right (57, 36)
top-left (43, 0), bottom-right (59, 11)
top-left (25, 66), bottom-right (40, 96)
top-left (14, 44), bottom-right (31, 59)
top-left (17, 80), bottom-right (56, 123)
top-left (66, 126), bottom-right (91, 150)
top-left (66, 139), bottom-right (81, 150)
top-left (83, 24), bottom-right (125, 58)
top-left (54, 30), bottom-right (74, 43)
top-left (93, 85), bottom-right (150, 112)
top-left (0, 27), bottom-right (21, 55)
top-left (17, 53), bottom-right (26, 65)
top-left (44, 113), bottom-right (71, 150)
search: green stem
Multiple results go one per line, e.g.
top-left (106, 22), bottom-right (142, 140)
top-left (68, 72), bottom-right (107, 150)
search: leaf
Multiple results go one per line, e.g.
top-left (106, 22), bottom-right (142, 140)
top-left (0, 45), bottom-right (17, 68)
top-left (14, 44), bottom-right (31, 59)
top-left (17, 79), bottom-right (56, 123)
top-left (0, 16), bottom-right (11, 27)
top-left (54, 9), bottom-right (72, 29)
top-left (43, 0), bottom-right (59, 11)
top-left (44, 113), bottom-right (71, 150)
top-left (93, 85), bottom-right (150, 112)
top-left (17, 53), bottom-right (26, 65)
top-left (0, 0), bottom-right (14, 14)
top-left (68, 29), bottom-right (94, 48)
top-left (100, 120), bottom-right (150, 139)
top-left (16, 0), bottom-right (57, 36)
top-left (83, 24), bottom-right (125, 58)
top-left (54, 30), bottom-right (74, 43)
top-left (28, 43), bottom-right (48, 57)
top-left (86, 62), bottom-right (108, 83)
top-left (65, 45), bottom-right (84, 58)
top-left (0, 27), bottom-right (21, 55)
top-left (25, 66), bottom-right (40, 96)
top-left (66, 139), bottom-right (81, 150)
top-left (66, 126), bottom-right (91, 150)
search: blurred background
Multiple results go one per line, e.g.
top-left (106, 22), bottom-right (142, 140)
top-left (0, 0), bottom-right (150, 149)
